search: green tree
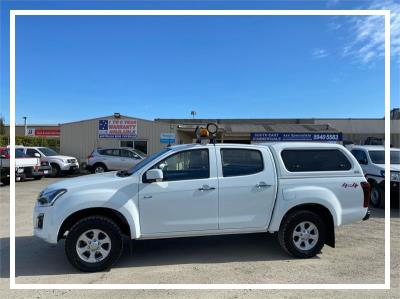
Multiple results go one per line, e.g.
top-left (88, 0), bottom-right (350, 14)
top-left (0, 117), bottom-right (5, 135)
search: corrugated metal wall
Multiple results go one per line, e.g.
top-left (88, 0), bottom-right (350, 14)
top-left (60, 116), bottom-right (400, 163)
top-left (60, 116), bottom-right (176, 162)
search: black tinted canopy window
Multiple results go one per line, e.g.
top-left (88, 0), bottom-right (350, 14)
top-left (281, 149), bottom-right (352, 172)
top-left (221, 149), bottom-right (264, 177)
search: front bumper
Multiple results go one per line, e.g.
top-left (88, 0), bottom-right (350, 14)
top-left (39, 165), bottom-right (52, 175)
top-left (33, 203), bottom-right (59, 244)
top-left (60, 162), bottom-right (80, 173)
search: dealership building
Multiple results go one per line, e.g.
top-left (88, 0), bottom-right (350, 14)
top-left (6, 109), bottom-right (400, 162)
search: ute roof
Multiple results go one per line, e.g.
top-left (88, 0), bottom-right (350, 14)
top-left (350, 145), bottom-right (400, 151)
top-left (168, 142), bottom-right (347, 151)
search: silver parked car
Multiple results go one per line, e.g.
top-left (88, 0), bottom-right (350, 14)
top-left (21, 146), bottom-right (79, 177)
top-left (86, 147), bottom-right (145, 173)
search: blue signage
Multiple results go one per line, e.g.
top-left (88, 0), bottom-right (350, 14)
top-left (160, 133), bottom-right (176, 144)
top-left (250, 132), bottom-right (342, 142)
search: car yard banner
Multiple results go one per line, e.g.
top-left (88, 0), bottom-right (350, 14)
top-left (26, 128), bottom-right (60, 137)
top-left (250, 132), bottom-right (342, 142)
top-left (98, 119), bottom-right (137, 138)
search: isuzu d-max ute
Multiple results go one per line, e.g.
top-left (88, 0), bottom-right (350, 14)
top-left (33, 142), bottom-right (370, 272)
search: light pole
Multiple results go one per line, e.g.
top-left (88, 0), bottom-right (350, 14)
top-left (22, 116), bottom-right (27, 136)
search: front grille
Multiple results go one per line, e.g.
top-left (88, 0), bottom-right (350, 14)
top-left (67, 159), bottom-right (76, 163)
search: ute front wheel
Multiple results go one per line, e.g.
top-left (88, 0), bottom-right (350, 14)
top-left (65, 216), bottom-right (123, 272)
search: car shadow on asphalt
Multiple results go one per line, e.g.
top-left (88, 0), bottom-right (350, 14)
top-left (369, 207), bottom-right (400, 218)
top-left (1, 232), bottom-right (294, 277)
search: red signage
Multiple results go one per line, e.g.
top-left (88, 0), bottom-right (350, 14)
top-left (35, 129), bottom-right (60, 137)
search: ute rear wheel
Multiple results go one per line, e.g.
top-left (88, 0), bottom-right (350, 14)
top-left (278, 210), bottom-right (326, 258)
top-left (65, 216), bottom-right (123, 272)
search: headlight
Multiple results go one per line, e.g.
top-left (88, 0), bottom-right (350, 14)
top-left (37, 189), bottom-right (67, 206)
top-left (390, 171), bottom-right (400, 182)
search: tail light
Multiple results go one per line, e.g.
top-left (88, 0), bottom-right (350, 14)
top-left (361, 181), bottom-right (371, 208)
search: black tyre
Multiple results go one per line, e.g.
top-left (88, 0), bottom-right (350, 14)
top-left (1, 178), bottom-right (10, 185)
top-left (92, 163), bottom-right (107, 174)
top-left (65, 216), bottom-right (123, 272)
top-left (51, 163), bottom-right (61, 177)
top-left (370, 182), bottom-right (384, 208)
top-left (278, 210), bottom-right (326, 258)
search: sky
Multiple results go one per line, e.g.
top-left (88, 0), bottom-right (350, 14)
top-left (0, 0), bottom-right (399, 124)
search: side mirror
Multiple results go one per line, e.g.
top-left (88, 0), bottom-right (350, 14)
top-left (146, 169), bottom-right (163, 182)
top-left (133, 155), bottom-right (141, 159)
top-left (34, 153), bottom-right (41, 158)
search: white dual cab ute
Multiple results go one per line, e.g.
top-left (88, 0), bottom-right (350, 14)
top-left (34, 142), bottom-right (370, 272)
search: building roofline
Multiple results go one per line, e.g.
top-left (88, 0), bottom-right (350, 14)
top-left (5, 124), bottom-right (60, 127)
top-left (155, 117), bottom-right (386, 122)
top-left (60, 114), bottom-right (153, 125)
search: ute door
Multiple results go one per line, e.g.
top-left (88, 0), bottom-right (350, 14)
top-left (139, 148), bottom-right (218, 234)
top-left (217, 146), bottom-right (277, 229)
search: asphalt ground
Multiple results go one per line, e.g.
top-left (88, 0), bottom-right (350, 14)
top-left (0, 176), bottom-right (399, 298)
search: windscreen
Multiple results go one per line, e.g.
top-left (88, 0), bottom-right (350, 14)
top-left (369, 150), bottom-right (400, 164)
top-left (38, 147), bottom-right (58, 156)
top-left (127, 148), bottom-right (171, 174)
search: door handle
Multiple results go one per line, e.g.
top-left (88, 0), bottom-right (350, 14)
top-left (256, 182), bottom-right (271, 188)
top-left (143, 195), bottom-right (152, 199)
top-left (198, 185), bottom-right (216, 191)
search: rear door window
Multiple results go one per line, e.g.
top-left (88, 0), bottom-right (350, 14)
top-left (281, 149), bottom-right (352, 172)
top-left (100, 149), bottom-right (121, 156)
top-left (26, 148), bottom-right (40, 157)
top-left (221, 149), bottom-right (264, 177)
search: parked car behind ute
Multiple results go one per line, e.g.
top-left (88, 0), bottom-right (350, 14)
top-left (86, 147), bottom-right (145, 173)
top-left (350, 145), bottom-right (400, 208)
top-left (21, 146), bottom-right (79, 177)
top-left (1, 147), bottom-right (46, 184)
